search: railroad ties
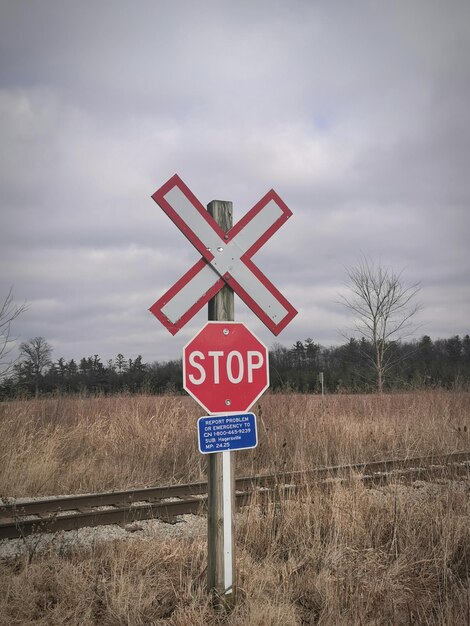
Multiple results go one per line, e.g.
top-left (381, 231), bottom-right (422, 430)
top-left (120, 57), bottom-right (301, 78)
top-left (1, 450), bottom-right (469, 540)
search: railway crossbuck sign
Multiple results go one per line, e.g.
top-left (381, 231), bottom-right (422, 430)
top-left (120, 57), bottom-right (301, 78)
top-left (150, 174), bottom-right (297, 335)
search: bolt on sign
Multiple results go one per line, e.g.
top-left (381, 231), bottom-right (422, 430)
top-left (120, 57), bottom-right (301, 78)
top-left (183, 321), bottom-right (269, 414)
top-left (149, 174), bottom-right (297, 335)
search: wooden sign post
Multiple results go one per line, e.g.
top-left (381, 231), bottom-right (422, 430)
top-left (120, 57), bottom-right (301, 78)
top-left (206, 199), bottom-right (236, 607)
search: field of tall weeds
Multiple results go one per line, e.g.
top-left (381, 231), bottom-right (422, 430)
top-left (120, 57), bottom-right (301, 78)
top-left (0, 391), bottom-right (469, 497)
top-left (0, 391), bottom-right (469, 624)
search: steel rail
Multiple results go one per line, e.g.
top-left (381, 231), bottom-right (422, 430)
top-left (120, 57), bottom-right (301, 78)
top-left (1, 450), bottom-right (468, 540)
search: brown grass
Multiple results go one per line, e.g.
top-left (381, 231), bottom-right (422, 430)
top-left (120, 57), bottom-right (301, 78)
top-left (0, 391), bottom-right (469, 624)
top-left (0, 391), bottom-right (469, 497)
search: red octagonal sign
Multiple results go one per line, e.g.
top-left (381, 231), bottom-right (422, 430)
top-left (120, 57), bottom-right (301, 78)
top-left (183, 322), bottom-right (269, 414)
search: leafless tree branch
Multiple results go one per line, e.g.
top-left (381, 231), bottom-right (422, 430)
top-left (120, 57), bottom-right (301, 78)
top-left (0, 288), bottom-right (28, 380)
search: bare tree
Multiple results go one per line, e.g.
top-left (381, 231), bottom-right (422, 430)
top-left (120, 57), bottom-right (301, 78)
top-left (339, 258), bottom-right (421, 392)
top-left (0, 288), bottom-right (28, 381)
top-left (19, 336), bottom-right (53, 396)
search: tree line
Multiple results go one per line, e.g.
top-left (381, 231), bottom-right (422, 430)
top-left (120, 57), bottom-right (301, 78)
top-left (271, 334), bottom-right (470, 392)
top-left (0, 333), bottom-right (468, 399)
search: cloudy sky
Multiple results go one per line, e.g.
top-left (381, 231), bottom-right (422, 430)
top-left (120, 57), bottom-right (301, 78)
top-left (1, 1), bottom-right (469, 364)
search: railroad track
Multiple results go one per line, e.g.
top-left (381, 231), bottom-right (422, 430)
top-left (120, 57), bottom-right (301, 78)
top-left (1, 450), bottom-right (469, 540)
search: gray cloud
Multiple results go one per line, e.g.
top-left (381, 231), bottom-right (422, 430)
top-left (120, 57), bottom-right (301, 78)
top-left (1, 1), bottom-right (469, 365)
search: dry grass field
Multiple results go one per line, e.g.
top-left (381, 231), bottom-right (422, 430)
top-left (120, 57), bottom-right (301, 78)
top-left (1, 391), bottom-right (469, 624)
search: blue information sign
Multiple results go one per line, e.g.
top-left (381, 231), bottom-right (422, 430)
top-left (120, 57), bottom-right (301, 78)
top-left (197, 413), bottom-right (258, 454)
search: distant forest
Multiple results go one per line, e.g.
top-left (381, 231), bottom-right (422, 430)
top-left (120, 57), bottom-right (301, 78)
top-left (1, 333), bottom-right (469, 400)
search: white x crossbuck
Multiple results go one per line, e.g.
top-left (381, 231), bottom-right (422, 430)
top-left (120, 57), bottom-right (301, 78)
top-left (150, 175), bottom-right (297, 335)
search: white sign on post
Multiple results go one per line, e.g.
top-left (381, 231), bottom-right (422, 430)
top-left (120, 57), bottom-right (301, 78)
top-left (149, 174), bottom-right (297, 335)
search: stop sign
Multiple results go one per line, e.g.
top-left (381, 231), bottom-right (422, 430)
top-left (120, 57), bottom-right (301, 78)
top-left (183, 322), bottom-right (269, 414)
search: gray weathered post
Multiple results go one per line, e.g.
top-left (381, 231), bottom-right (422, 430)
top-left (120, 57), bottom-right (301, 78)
top-left (207, 200), bottom-right (236, 607)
